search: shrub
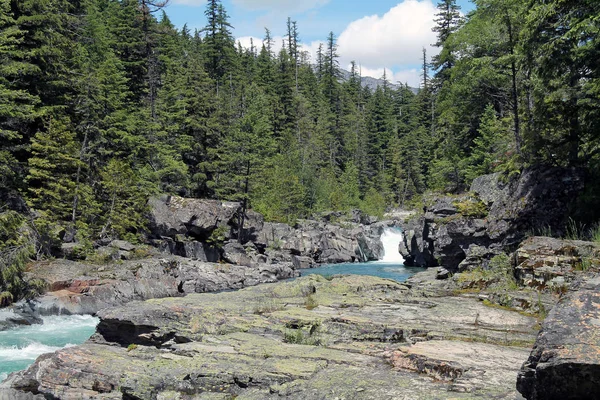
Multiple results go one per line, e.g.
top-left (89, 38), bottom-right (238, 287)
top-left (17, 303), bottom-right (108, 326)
top-left (454, 198), bottom-right (488, 218)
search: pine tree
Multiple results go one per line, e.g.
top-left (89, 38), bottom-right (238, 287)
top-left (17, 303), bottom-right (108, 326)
top-left (26, 117), bottom-right (82, 226)
top-left (203, 0), bottom-right (235, 83)
top-left (431, 0), bottom-right (462, 83)
top-left (522, 0), bottom-right (600, 165)
top-left (0, 0), bottom-right (39, 191)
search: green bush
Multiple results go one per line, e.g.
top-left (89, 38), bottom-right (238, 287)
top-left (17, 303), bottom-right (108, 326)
top-left (456, 253), bottom-right (518, 291)
top-left (454, 198), bottom-right (488, 218)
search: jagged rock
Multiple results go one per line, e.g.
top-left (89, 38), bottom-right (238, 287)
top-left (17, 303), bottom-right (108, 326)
top-left (148, 195), bottom-right (240, 240)
top-left (59, 242), bottom-right (84, 260)
top-left (436, 267), bottom-right (450, 280)
top-left (470, 172), bottom-right (510, 207)
top-left (399, 167), bottom-right (585, 271)
top-left (457, 245), bottom-right (503, 272)
top-left (0, 308), bottom-right (42, 332)
top-left (222, 241), bottom-right (252, 266)
top-left (399, 218), bottom-right (436, 268)
top-left (109, 240), bottom-right (136, 252)
top-left (517, 274), bottom-right (600, 399)
top-left (2, 275), bottom-right (538, 399)
top-left (154, 237), bottom-right (220, 262)
top-left (231, 209), bottom-right (264, 243)
top-left (514, 236), bottom-right (600, 289)
top-left (256, 219), bottom-right (390, 265)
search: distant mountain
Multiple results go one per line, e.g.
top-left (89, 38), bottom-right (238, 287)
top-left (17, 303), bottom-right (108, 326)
top-left (338, 69), bottom-right (419, 94)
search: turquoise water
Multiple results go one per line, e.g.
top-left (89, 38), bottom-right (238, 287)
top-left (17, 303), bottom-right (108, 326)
top-left (0, 314), bottom-right (99, 382)
top-left (301, 261), bottom-right (424, 282)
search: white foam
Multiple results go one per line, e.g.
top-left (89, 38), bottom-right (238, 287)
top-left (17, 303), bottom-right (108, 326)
top-left (0, 342), bottom-right (66, 362)
top-left (380, 228), bottom-right (405, 263)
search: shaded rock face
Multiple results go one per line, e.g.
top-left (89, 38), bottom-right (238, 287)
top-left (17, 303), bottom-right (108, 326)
top-left (1, 275), bottom-right (538, 399)
top-left (11, 257), bottom-right (297, 317)
top-left (399, 167), bottom-right (585, 271)
top-left (255, 220), bottom-right (389, 265)
top-left (517, 274), bottom-right (600, 400)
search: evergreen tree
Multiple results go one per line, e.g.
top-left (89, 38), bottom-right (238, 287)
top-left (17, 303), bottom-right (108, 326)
top-left (522, 0), bottom-right (600, 165)
top-left (203, 0), bottom-right (235, 84)
top-left (431, 0), bottom-right (462, 83)
top-left (0, 0), bottom-right (38, 191)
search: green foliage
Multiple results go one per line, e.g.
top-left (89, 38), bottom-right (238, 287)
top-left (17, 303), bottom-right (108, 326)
top-left (457, 253), bottom-right (518, 291)
top-left (207, 225), bottom-right (228, 247)
top-left (0, 211), bottom-right (38, 304)
top-left (283, 321), bottom-right (322, 346)
top-left (454, 197), bottom-right (488, 218)
top-left (0, 0), bottom-right (597, 259)
top-left (463, 105), bottom-right (512, 183)
top-left (99, 159), bottom-right (154, 241)
top-left (127, 344), bottom-right (138, 352)
top-left (305, 294), bottom-right (319, 310)
top-left (565, 217), bottom-right (586, 241)
top-left (360, 187), bottom-right (386, 218)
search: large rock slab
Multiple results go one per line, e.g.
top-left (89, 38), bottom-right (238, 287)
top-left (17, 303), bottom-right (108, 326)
top-left (256, 220), bottom-right (391, 264)
top-left (517, 274), bottom-right (600, 400)
top-left (2, 275), bottom-right (539, 399)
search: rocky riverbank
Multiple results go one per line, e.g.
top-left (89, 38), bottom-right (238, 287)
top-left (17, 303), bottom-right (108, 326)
top-left (3, 227), bottom-right (600, 399)
top-left (0, 255), bottom-right (297, 329)
top-left (1, 272), bottom-right (540, 399)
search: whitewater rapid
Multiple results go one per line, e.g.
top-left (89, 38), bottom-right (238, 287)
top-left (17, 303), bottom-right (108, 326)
top-left (0, 314), bottom-right (99, 382)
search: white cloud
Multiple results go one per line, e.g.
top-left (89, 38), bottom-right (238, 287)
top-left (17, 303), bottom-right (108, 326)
top-left (392, 68), bottom-right (421, 87)
top-left (237, 36), bottom-right (325, 64)
top-left (232, 0), bottom-right (329, 13)
top-left (170, 0), bottom-right (206, 6)
top-left (351, 65), bottom-right (421, 88)
top-left (357, 66), bottom-right (393, 81)
top-left (338, 0), bottom-right (438, 70)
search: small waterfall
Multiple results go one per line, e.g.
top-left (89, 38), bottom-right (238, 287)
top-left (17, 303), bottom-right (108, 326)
top-left (380, 228), bottom-right (405, 263)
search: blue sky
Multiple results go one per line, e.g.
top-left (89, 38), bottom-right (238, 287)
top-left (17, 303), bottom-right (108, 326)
top-left (164, 0), bottom-right (475, 86)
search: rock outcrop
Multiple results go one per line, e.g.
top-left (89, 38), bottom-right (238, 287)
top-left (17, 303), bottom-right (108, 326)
top-left (255, 220), bottom-right (388, 265)
top-left (399, 167), bottom-right (585, 271)
top-left (10, 256), bottom-right (297, 318)
top-left (149, 195), bottom-right (241, 239)
top-left (517, 274), bottom-right (600, 400)
top-left (514, 236), bottom-right (600, 290)
top-left (1, 274), bottom-right (539, 399)
top-left (148, 195), bottom-right (400, 266)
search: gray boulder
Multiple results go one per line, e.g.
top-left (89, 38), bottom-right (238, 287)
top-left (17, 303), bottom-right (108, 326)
top-left (148, 195), bottom-right (239, 239)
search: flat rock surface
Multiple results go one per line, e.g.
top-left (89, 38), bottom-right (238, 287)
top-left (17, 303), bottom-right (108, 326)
top-left (2, 275), bottom-right (539, 399)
